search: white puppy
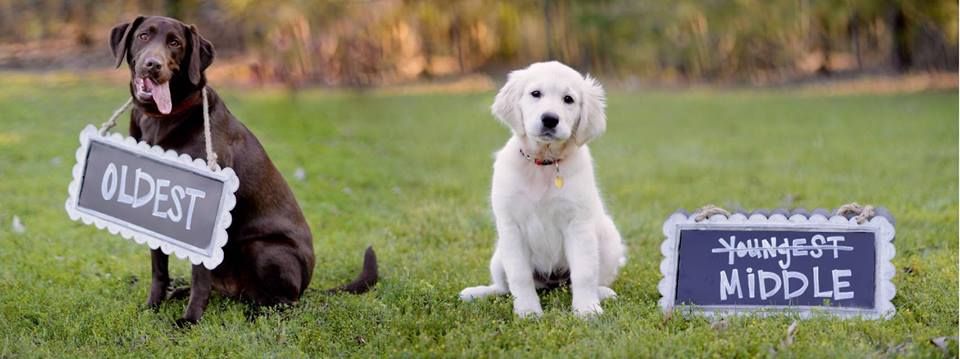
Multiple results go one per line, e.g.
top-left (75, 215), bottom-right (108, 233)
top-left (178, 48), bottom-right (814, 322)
top-left (460, 61), bottom-right (626, 318)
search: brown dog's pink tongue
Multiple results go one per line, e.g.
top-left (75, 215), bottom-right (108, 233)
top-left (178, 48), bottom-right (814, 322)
top-left (152, 80), bottom-right (172, 114)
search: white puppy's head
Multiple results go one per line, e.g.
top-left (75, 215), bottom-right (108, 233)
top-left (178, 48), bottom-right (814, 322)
top-left (492, 61), bottom-right (606, 146)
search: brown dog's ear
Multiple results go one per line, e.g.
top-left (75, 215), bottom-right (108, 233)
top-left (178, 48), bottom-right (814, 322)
top-left (109, 16), bottom-right (145, 68)
top-left (187, 25), bottom-right (215, 86)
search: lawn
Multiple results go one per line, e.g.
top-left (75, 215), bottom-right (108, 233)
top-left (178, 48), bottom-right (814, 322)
top-left (0, 73), bottom-right (956, 357)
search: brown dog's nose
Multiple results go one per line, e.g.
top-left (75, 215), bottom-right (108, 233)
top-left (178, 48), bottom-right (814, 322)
top-left (144, 58), bottom-right (162, 73)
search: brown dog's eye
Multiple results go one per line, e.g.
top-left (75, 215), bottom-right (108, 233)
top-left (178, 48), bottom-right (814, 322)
top-left (138, 33), bottom-right (149, 41)
top-left (531, 90), bottom-right (541, 98)
top-left (563, 95), bottom-right (574, 104)
top-left (168, 40), bottom-right (181, 48)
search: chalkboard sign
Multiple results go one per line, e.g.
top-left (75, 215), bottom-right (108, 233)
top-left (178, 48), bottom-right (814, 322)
top-left (65, 125), bottom-right (239, 269)
top-left (658, 208), bottom-right (896, 319)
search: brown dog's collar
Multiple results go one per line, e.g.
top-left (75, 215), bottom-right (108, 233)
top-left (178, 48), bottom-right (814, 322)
top-left (519, 148), bottom-right (561, 166)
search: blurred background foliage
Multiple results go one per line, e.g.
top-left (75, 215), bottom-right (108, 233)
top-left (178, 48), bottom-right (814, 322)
top-left (0, 0), bottom-right (956, 87)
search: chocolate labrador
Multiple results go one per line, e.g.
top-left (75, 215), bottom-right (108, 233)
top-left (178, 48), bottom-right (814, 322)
top-left (110, 15), bottom-right (378, 325)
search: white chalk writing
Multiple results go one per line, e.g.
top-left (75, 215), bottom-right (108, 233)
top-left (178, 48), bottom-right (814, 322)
top-left (100, 162), bottom-right (206, 230)
top-left (719, 266), bottom-right (854, 301)
top-left (712, 235), bottom-right (854, 269)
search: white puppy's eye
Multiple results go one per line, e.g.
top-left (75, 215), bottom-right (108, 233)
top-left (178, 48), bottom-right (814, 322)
top-left (531, 90), bottom-right (541, 98)
top-left (563, 95), bottom-right (574, 104)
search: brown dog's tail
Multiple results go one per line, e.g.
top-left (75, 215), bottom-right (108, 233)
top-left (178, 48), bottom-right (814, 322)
top-left (326, 246), bottom-right (378, 294)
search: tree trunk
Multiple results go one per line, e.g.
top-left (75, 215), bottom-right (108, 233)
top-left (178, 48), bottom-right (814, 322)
top-left (543, 0), bottom-right (555, 60)
top-left (817, 16), bottom-right (832, 76)
top-left (888, 2), bottom-right (911, 72)
top-left (451, 15), bottom-right (464, 74)
top-left (848, 12), bottom-right (862, 71)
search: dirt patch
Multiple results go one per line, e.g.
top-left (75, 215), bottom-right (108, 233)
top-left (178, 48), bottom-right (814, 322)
top-left (788, 72), bottom-right (957, 95)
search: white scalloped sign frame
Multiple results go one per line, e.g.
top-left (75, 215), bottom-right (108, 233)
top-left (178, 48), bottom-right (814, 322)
top-left (659, 208), bottom-right (896, 320)
top-left (65, 125), bottom-right (239, 269)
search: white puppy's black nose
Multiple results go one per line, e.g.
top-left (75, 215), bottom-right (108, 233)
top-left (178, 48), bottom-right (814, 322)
top-left (541, 113), bottom-right (559, 129)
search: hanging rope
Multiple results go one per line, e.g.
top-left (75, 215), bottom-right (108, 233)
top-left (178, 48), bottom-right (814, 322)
top-left (201, 87), bottom-right (217, 170)
top-left (99, 89), bottom-right (219, 171)
top-left (836, 202), bottom-right (875, 224)
top-left (693, 204), bottom-right (730, 221)
top-left (98, 97), bottom-right (133, 136)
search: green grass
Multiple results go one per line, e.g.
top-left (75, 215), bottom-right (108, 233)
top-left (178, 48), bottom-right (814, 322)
top-left (0, 73), bottom-right (956, 357)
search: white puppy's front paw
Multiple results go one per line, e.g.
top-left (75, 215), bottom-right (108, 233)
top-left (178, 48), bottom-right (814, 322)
top-left (572, 299), bottom-right (603, 318)
top-left (513, 297), bottom-right (543, 318)
top-left (459, 286), bottom-right (487, 302)
top-left (598, 286), bottom-right (617, 301)
top-left (460, 285), bottom-right (508, 301)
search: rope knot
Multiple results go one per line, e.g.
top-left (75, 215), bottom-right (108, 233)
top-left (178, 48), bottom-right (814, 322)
top-left (836, 202), bottom-right (875, 224)
top-left (694, 204), bottom-right (730, 221)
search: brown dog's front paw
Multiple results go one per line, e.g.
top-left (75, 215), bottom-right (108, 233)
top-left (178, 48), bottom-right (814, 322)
top-left (146, 287), bottom-right (167, 309)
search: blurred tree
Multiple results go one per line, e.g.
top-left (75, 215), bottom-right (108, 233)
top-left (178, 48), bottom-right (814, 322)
top-left (0, 0), bottom-right (955, 83)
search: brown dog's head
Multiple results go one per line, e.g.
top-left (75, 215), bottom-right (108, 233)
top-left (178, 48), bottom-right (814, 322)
top-left (110, 16), bottom-right (215, 115)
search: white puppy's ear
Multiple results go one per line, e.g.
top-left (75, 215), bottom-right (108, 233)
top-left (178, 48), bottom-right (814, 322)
top-left (492, 69), bottom-right (527, 136)
top-left (575, 74), bottom-right (607, 146)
